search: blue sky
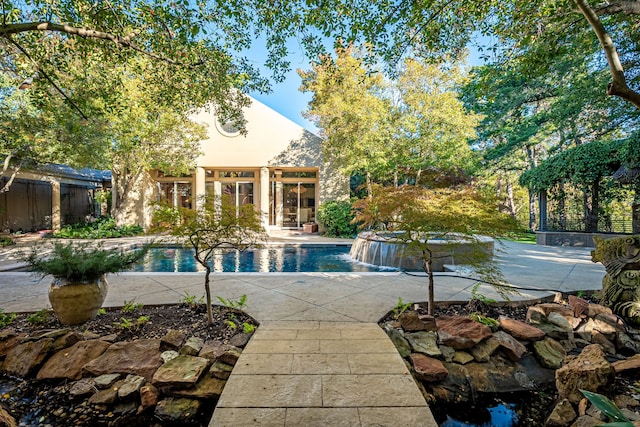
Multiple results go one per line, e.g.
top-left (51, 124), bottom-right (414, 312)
top-left (248, 39), bottom-right (489, 134)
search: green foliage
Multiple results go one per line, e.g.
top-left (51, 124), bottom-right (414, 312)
top-left (520, 140), bottom-right (623, 193)
top-left (217, 295), bottom-right (248, 309)
top-left (468, 313), bottom-right (499, 331)
top-left (97, 308), bottom-right (107, 316)
top-left (317, 200), bottom-right (358, 238)
top-left (470, 284), bottom-right (498, 304)
top-left (115, 317), bottom-right (133, 330)
top-left (24, 242), bottom-right (149, 281)
top-left (27, 309), bottom-right (51, 324)
top-left (0, 236), bottom-right (15, 247)
top-left (180, 291), bottom-right (204, 307)
top-left (242, 323), bottom-right (256, 334)
top-left (122, 299), bottom-right (143, 313)
top-left (580, 390), bottom-right (633, 426)
top-left (0, 309), bottom-right (16, 327)
top-left (392, 297), bottom-right (413, 319)
top-left (53, 217), bottom-right (143, 239)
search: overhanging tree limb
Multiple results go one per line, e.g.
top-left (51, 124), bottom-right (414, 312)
top-left (8, 37), bottom-right (89, 119)
top-left (0, 21), bottom-right (204, 67)
top-left (574, 0), bottom-right (640, 108)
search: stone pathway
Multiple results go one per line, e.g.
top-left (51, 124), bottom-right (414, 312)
top-left (210, 321), bottom-right (437, 427)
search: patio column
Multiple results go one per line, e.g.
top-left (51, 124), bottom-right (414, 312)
top-left (275, 170), bottom-right (283, 228)
top-left (260, 167), bottom-right (269, 229)
top-left (539, 190), bottom-right (548, 231)
top-left (51, 178), bottom-right (61, 232)
top-left (195, 167), bottom-right (205, 210)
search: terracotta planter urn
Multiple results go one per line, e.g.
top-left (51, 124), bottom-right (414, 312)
top-left (48, 275), bottom-right (109, 325)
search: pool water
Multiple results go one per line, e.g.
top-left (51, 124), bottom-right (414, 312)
top-left (128, 246), bottom-right (394, 273)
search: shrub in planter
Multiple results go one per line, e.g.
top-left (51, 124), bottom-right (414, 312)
top-left (24, 242), bottom-right (149, 324)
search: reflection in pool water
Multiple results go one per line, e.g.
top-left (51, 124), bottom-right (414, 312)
top-left (128, 246), bottom-right (397, 273)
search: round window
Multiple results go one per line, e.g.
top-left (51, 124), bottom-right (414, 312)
top-left (215, 118), bottom-right (241, 137)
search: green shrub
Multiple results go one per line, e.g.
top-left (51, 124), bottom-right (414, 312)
top-left (317, 200), bottom-right (358, 238)
top-left (53, 217), bottom-right (143, 239)
top-left (0, 235), bottom-right (15, 247)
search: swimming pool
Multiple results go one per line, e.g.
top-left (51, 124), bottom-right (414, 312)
top-left (127, 245), bottom-right (395, 273)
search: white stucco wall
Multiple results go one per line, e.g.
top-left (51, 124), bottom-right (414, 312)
top-left (190, 97), bottom-right (349, 203)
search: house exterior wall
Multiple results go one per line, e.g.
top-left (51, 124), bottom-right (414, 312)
top-left (150, 97), bottom-right (349, 230)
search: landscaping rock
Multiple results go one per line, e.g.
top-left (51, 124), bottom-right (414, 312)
top-left (399, 311), bottom-right (428, 332)
top-left (536, 321), bottom-right (572, 340)
top-left (469, 336), bottom-right (500, 362)
top-left (51, 331), bottom-right (84, 352)
top-left (229, 332), bottom-right (251, 348)
top-left (452, 351), bottom-right (474, 365)
top-left (83, 339), bottom-right (162, 381)
top-left (179, 337), bottom-right (204, 356)
top-left (160, 329), bottom-right (186, 351)
top-left (591, 330), bottom-right (616, 355)
top-left (154, 397), bottom-right (201, 422)
top-left (3, 338), bottom-right (52, 377)
top-left (209, 360), bottom-right (234, 379)
top-left (161, 350), bottom-right (179, 363)
top-left (556, 344), bottom-right (615, 403)
top-left (545, 399), bottom-right (577, 427)
top-left (117, 374), bottom-right (146, 400)
top-left (571, 415), bottom-right (602, 427)
top-left (616, 331), bottom-right (640, 355)
top-left (612, 354), bottom-right (640, 374)
top-left (152, 355), bottom-right (209, 388)
top-left (533, 338), bottom-right (566, 369)
top-left (139, 383), bottom-right (160, 410)
top-left (217, 345), bottom-right (241, 366)
top-left (0, 405), bottom-right (16, 427)
top-left (386, 328), bottom-right (411, 358)
top-left (406, 331), bottom-right (441, 357)
top-left (410, 353), bottom-right (448, 382)
top-left (493, 330), bottom-right (527, 361)
top-left (88, 384), bottom-right (120, 405)
top-left (94, 373), bottom-right (121, 388)
top-left (498, 315), bottom-right (545, 341)
top-left (439, 345), bottom-right (455, 362)
top-left (37, 340), bottom-right (111, 380)
top-left (69, 379), bottom-right (96, 397)
top-left (436, 316), bottom-right (493, 350)
top-left (171, 375), bottom-right (226, 399)
top-left (198, 340), bottom-right (224, 360)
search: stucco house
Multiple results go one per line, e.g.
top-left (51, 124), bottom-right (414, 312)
top-left (136, 96), bottom-right (349, 231)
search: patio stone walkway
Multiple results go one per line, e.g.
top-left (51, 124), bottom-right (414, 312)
top-left (210, 321), bottom-right (437, 427)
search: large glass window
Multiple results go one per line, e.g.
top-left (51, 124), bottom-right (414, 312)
top-left (159, 182), bottom-right (192, 209)
top-left (223, 182), bottom-right (254, 214)
top-left (283, 183), bottom-right (316, 228)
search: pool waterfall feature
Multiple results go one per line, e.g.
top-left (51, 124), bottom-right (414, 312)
top-left (349, 231), bottom-right (495, 271)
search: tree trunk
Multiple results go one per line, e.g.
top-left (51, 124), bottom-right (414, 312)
top-left (204, 265), bottom-right (213, 325)
top-left (505, 175), bottom-right (518, 219)
top-left (111, 167), bottom-right (155, 227)
top-left (422, 249), bottom-right (434, 316)
top-left (584, 178), bottom-right (600, 232)
top-left (366, 170), bottom-right (373, 199)
top-left (528, 189), bottom-right (537, 231)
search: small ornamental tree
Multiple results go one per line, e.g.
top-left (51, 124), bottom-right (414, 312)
top-left (354, 184), bottom-right (519, 315)
top-left (153, 194), bottom-right (266, 325)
